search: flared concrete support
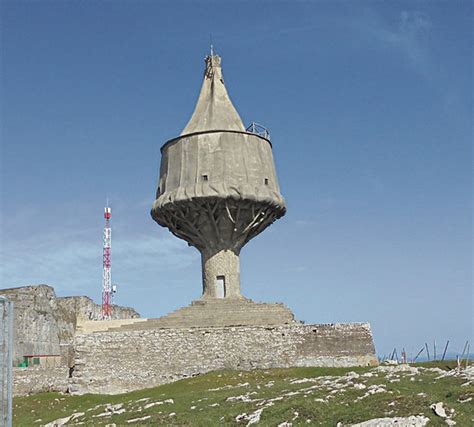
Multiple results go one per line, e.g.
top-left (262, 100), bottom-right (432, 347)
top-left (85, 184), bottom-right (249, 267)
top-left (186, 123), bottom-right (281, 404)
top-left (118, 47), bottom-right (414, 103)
top-left (201, 249), bottom-right (241, 299)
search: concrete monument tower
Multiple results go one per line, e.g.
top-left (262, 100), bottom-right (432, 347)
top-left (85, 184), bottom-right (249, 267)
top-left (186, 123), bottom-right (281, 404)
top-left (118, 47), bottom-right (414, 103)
top-left (69, 54), bottom-right (378, 396)
top-left (152, 54), bottom-right (286, 300)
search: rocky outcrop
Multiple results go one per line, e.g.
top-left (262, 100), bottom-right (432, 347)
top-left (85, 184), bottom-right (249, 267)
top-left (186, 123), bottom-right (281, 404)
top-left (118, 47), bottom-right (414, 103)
top-left (0, 285), bottom-right (140, 366)
top-left (0, 286), bottom-right (61, 365)
top-left (56, 295), bottom-right (139, 348)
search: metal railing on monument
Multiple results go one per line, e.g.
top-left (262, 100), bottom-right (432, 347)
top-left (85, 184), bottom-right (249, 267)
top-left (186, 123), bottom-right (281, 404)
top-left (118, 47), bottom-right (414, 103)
top-left (246, 122), bottom-right (271, 140)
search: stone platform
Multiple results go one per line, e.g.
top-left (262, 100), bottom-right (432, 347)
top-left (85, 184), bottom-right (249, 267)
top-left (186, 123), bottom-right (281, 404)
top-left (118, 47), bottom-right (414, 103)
top-left (77, 298), bottom-right (297, 334)
top-left (71, 317), bottom-right (378, 395)
top-left (70, 300), bottom-right (378, 395)
top-left (113, 298), bottom-right (296, 330)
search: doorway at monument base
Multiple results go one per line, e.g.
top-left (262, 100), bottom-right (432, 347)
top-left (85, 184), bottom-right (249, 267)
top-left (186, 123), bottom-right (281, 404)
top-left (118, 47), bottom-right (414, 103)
top-left (70, 323), bottom-right (378, 395)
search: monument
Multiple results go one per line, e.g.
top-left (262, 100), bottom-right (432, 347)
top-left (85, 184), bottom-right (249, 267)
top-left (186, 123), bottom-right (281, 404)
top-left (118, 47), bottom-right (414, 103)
top-left (151, 54), bottom-right (285, 301)
top-left (144, 53), bottom-right (295, 327)
top-left (68, 53), bottom-right (378, 395)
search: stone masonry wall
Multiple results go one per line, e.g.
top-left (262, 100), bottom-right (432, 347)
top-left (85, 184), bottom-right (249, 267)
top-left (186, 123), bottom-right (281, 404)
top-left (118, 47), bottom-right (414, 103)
top-left (71, 323), bottom-right (377, 395)
top-left (1, 285), bottom-right (140, 396)
top-left (13, 367), bottom-right (69, 396)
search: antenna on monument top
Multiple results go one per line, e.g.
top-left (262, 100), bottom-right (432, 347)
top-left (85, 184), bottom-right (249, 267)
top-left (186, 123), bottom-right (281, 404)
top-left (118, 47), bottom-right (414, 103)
top-left (210, 34), bottom-right (214, 56)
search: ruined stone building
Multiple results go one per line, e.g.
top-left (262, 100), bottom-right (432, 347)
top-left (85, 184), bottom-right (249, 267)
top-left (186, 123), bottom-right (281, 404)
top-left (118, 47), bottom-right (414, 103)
top-left (0, 285), bottom-right (138, 395)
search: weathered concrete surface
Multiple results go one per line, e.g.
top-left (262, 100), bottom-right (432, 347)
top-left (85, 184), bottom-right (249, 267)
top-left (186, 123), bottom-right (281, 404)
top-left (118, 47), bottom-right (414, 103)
top-left (70, 323), bottom-right (378, 395)
top-left (151, 55), bottom-right (286, 299)
top-left (202, 249), bottom-right (241, 298)
top-left (181, 54), bottom-right (245, 134)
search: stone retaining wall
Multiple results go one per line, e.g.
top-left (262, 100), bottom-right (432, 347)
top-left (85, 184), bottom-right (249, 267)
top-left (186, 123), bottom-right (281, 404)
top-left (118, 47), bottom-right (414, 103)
top-left (13, 367), bottom-right (69, 396)
top-left (70, 323), bottom-right (377, 395)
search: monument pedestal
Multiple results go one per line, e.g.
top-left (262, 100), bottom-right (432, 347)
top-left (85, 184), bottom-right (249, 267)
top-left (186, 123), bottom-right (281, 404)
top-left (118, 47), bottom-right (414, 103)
top-left (71, 319), bottom-right (378, 395)
top-left (107, 298), bottom-right (296, 331)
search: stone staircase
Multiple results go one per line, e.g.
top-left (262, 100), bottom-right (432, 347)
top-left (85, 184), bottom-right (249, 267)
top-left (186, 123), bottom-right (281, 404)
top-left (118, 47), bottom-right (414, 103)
top-left (76, 318), bottom-right (148, 334)
top-left (104, 298), bottom-right (297, 332)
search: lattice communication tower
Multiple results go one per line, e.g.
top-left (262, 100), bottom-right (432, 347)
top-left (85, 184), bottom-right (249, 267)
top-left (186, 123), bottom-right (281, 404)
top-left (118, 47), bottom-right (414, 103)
top-left (101, 205), bottom-right (112, 320)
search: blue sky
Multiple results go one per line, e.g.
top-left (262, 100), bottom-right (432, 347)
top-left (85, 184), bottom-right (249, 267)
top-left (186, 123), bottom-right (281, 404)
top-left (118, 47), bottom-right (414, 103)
top-left (1, 1), bottom-right (472, 358)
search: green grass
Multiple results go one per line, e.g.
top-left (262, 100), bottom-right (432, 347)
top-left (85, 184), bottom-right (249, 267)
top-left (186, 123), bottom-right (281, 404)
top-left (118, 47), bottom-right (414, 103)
top-left (13, 361), bottom-right (473, 426)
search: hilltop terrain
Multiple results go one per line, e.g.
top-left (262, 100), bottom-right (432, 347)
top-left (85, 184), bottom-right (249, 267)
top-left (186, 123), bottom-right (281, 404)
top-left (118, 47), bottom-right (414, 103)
top-left (14, 361), bottom-right (473, 426)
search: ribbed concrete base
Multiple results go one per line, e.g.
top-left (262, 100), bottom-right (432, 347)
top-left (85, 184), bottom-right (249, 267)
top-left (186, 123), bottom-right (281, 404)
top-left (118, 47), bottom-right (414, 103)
top-left (106, 298), bottom-right (296, 332)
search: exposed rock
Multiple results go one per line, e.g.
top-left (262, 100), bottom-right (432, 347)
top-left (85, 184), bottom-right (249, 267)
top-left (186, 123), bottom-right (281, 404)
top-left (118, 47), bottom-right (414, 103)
top-left (93, 403), bottom-right (125, 417)
top-left (43, 412), bottom-right (84, 427)
top-left (431, 401), bottom-right (447, 418)
top-left (350, 415), bottom-right (430, 426)
top-left (353, 383), bottom-right (366, 390)
top-left (376, 364), bottom-right (419, 375)
top-left (235, 408), bottom-right (263, 425)
top-left (0, 285), bottom-right (139, 368)
top-left (0, 285), bottom-right (61, 364)
top-left (464, 366), bottom-right (474, 380)
top-left (127, 415), bottom-right (151, 424)
top-left (226, 392), bottom-right (258, 402)
top-left (143, 399), bottom-right (174, 409)
top-left (209, 382), bottom-right (249, 391)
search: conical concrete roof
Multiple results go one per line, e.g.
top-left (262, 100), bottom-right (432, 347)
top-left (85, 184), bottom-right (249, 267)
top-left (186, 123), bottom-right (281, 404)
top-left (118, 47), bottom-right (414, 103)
top-left (181, 55), bottom-right (245, 135)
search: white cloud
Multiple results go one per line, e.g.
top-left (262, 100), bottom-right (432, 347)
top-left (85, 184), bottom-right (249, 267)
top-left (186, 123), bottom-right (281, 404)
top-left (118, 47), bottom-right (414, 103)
top-left (354, 10), bottom-right (434, 82)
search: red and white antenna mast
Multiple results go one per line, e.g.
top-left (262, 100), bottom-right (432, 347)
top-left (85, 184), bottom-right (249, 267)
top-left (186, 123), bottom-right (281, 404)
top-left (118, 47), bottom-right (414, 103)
top-left (101, 203), bottom-right (112, 320)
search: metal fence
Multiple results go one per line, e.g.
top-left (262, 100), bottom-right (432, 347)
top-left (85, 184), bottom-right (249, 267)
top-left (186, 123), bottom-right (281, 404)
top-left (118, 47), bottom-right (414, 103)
top-left (246, 122), bottom-right (271, 140)
top-left (0, 296), bottom-right (13, 427)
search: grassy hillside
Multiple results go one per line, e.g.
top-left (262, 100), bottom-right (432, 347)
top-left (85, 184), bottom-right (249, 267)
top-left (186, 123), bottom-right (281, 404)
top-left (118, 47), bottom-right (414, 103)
top-left (13, 361), bottom-right (473, 426)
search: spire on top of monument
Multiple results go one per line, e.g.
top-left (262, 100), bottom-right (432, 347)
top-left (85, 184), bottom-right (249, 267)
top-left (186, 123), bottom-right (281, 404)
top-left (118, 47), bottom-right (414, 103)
top-left (181, 52), bottom-right (245, 135)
